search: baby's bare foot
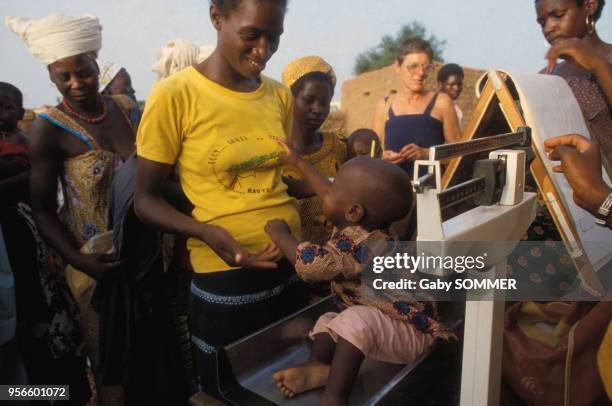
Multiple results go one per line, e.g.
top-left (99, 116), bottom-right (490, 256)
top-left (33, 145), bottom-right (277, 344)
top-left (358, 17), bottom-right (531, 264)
top-left (272, 361), bottom-right (330, 398)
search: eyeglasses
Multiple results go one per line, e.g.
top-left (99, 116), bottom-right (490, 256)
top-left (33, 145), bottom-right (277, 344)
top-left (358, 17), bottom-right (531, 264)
top-left (404, 63), bottom-right (432, 73)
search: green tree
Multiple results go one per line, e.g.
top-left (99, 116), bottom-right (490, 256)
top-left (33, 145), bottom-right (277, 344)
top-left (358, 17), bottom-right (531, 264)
top-left (354, 22), bottom-right (446, 75)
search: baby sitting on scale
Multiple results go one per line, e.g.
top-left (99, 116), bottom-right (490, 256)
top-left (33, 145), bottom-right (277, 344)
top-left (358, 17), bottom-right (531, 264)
top-left (265, 140), bottom-right (453, 404)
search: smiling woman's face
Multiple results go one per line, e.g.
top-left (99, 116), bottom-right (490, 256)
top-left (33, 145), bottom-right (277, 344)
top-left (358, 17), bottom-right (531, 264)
top-left (213, 0), bottom-right (285, 81)
top-left (535, 0), bottom-right (590, 44)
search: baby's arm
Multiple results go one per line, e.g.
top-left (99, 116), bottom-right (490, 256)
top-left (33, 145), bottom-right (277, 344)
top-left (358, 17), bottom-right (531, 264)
top-left (265, 219), bottom-right (343, 283)
top-left (277, 139), bottom-right (331, 202)
top-left (282, 176), bottom-right (315, 199)
top-left (293, 242), bottom-right (344, 283)
top-left (265, 219), bottom-right (300, 265)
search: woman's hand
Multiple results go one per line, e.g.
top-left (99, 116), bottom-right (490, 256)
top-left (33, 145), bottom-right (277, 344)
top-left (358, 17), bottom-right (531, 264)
top-left (199, 223), bottom-right (278, 269)
top-left (275, 138), bottom-right (303, 167)
top-left (253, 243), bottom-right (283, 263)
top-left (544, 37), bottom-right (612, 128)
top-left (399, 143), bottom-right (428, 161)
top-left (544, 134), bottom-right (611, 214)
top-left (382, 150), bottom-right (405, 165)
top-left (545, 38), bottom-right (606, 74)
top-left (70, 252), bottom-right (121, 280)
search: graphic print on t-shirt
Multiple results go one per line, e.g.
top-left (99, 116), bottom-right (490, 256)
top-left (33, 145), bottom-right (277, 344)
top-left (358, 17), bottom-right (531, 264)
top-left (209, 133), bottom-right (283, 195)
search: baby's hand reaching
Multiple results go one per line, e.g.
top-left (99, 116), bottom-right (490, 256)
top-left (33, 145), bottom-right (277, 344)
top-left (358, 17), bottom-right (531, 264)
top-left (265, 219), bottom-right (292, 241)
top-left (275, 138), bottom-right (303, 167)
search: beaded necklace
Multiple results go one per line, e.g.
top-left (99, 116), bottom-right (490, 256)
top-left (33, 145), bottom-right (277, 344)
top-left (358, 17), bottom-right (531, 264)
top-left (61, 96), bottom-right (108, 124)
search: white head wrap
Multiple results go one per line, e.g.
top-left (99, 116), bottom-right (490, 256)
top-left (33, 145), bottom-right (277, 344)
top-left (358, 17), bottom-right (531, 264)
top-left (151, 39), bottom-right (214, 79)
top-left (98, 61), bottom-right (123, 92)
top-left (5, 14), bottom-right (102, 65)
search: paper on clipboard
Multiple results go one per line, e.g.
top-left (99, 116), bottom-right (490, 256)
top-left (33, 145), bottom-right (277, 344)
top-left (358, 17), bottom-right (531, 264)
top-left (496, 71), bottom-right (612, 269)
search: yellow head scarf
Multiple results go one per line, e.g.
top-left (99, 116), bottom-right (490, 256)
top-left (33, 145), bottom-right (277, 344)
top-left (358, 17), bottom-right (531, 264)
top-left (282, 56), bottom-right (336, 90)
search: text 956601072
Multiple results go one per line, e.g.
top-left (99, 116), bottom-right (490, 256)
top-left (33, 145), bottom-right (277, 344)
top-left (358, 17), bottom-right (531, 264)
top-left (0, 385), bottom-right (69, 400)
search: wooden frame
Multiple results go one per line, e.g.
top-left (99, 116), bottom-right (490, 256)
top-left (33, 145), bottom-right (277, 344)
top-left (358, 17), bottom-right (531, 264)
top-left (442, 70), bottom-right (605, 294)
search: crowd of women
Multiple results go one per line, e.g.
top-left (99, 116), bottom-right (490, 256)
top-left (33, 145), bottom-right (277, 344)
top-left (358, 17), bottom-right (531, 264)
top-left (1, 0), bottom-right (611, 405)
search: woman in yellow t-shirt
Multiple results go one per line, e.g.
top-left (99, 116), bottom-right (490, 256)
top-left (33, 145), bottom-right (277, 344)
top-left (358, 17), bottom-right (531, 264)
top-left (281, 56), bottom-right (347, 245)
top-left (134, 0), bottom-right (308, 389)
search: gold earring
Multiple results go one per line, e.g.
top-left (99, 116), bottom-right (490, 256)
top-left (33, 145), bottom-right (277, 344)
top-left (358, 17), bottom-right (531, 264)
top-left (586, 15), bottom-right (595, 35)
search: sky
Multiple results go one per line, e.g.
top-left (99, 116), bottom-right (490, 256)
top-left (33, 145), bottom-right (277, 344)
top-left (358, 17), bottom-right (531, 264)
top-left (2, 0), bottom-right (612, 108)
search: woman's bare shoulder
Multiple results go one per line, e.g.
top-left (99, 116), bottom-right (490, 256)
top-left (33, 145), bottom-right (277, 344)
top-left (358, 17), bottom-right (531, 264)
top-left (29, 114), bottom-right (62, 140)
top-left (434, 92), bottom-right (453, 108)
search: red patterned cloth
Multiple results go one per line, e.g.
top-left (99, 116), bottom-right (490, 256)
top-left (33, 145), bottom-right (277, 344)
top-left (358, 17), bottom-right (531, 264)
top-left (0, 139), bottom-right (30, 168)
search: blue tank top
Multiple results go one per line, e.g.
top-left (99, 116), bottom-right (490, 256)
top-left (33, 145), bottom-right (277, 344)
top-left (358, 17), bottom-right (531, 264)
top-left (384, 93), bottom-right (444, 175)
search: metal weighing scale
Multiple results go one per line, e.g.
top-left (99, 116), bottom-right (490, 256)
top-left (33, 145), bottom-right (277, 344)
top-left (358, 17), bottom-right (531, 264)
top-left (194, 296), bottom-right (449, 405)
top-left (192, 127), bottom-right (537, 406)
top-left (414, 126), bottom-right (537, 406)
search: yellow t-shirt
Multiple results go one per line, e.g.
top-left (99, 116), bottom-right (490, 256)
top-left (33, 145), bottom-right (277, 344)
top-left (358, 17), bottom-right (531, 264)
top-left (136, 67), bottom-right (300, 273)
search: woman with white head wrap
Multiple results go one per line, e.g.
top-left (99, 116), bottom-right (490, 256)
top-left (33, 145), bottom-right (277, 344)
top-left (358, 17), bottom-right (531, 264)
top-left (98, 61), bottom-right (136, 99)
top-left (6, 13), bottom-right (141, 405)
top-left (151, 39), bottom-right (214, 80)
top-left (5, 14), bottom-right (102, 65)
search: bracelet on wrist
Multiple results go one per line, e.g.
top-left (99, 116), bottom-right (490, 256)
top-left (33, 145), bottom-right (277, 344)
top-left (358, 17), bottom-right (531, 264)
top-left (594, 191), bottom-right (612, 227)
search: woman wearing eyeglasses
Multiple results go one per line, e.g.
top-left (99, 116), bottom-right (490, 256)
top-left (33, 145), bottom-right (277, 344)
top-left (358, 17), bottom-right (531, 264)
top-left (373, 38), bottom-right (461, 176)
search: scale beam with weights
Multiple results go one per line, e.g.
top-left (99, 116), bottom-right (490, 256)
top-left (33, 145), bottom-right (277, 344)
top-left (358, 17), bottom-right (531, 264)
top-left (414, 127), bottom-right (534, 241)
top-left (413, 125), bottom-right (537, 406)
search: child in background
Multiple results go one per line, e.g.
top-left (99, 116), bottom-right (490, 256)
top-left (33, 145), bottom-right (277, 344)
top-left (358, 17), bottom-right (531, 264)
top-left (346, 128), bottom-right (382, 159)
top-left (0, 82), bottom-right (28, 145)
top-left (0, 82), bottom-right (29, 195)
top-left (281, 56), bottom-right (347, 244)
top-left (347, 127), bottom-right (415, 239)
top-left (265, 140), bottom-right (451, 404)
top-left (437, 63), bottom-right (464, 127)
